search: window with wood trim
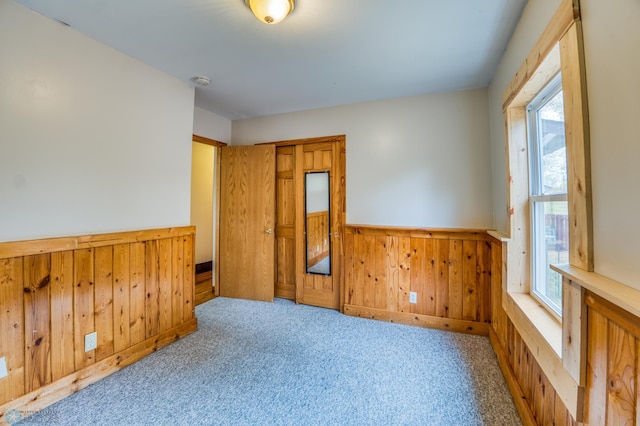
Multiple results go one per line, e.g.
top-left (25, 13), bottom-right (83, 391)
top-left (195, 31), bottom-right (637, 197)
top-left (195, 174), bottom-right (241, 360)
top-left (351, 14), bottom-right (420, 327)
top-left (527, 73), bottom-right (568, 317)
top-left (500, 0), bottom-right (593, 420)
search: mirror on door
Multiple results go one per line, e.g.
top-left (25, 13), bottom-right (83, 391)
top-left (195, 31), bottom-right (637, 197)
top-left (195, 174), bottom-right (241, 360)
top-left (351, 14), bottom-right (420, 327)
top-left (305, 171), bottom-right (331, 275)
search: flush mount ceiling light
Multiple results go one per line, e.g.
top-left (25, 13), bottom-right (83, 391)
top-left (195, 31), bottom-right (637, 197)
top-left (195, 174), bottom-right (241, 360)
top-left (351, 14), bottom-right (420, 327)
top-left (244, 0), bottom-right (295, 25)
top-left (192, 76), bottom-right (211, 87)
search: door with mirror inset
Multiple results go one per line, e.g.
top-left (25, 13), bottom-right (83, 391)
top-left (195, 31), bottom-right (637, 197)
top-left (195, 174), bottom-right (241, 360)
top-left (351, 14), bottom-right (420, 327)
top-left (275, 138), bottom-right (345, 310)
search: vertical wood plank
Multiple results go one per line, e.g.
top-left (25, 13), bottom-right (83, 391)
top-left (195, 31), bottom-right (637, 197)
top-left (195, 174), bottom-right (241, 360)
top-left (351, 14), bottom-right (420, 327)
top-left (94, 246), bottom-right (114, 361)
top-left (477, 240), bottom-right (491, 323)
top-left (386, 236), bottom-right (399, 312)
top-left (410, 237), bottom-right (425, 315)
top-left (145, 240), bottom-right (160, 338)
top-left (585, 307), bottom-right (608, 425)
top-left (397, 237), bottom-right (411, 313)
top-left (50, 251), bottom-right (74, 381)
top-left (448, 240), bottom-right (463, 320)
top-left (344, 231), bottom-right (354, 306)
top-left (563, 277), bottom-right (587, 385)
top-left (23, 254), bottom-right (52, 392)
top-left (607, 321), bottom-right (636, 425)
top-left (423, 239), bottom-right (436, 317)
top-left (183, 234), bottom-right (195, 321)
top-left (171, 236), bottom-right (184, 327)
top-left (112, 244), bottom-right (130, 353)
top-left (533, 367), bottom-right (544, 423)
top-left (352, 234), bottom-right (364, 307)
top-left (74, 249), bottom-right (95, 370)
top-left (158, 238), bottom-right (172, 333)
top-left (560, 22), bottom-right (594, 272)
top-left (129, 242), bottom-right (146, 345)
top-left (491, 241), bottom-right (506, 347)
top-left (543, 372), bottom-right (556, 425)
top-left (434, 239), bottom-right (449, 318)
top-left (0, 257), bottom-right (25, 403)
top-left (554, 391), bottom-right (568, 426)
top-left (374, 236), bottom-right (387, 310)
top-left (462, 240), bottom-right (478, 321)
top-left (363, 235), bottom-right (376, 308)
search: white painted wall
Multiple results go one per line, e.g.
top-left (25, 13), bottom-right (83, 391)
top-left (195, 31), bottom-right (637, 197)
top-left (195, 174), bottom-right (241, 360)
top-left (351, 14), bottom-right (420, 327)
top-left (0, 2), bottom-right (194, 242)
top-left (190, 143), bottom-right (215, 264)
top-left (488, 0), bottom-right (640, 289)
top-left (581, 0), bottom-right (640, 289)
top-left (193, 106), bottom-right (231, 143)
top-left (233, 90), bottom-right (493, 229)
top-left (487, 0), bottom-right (562, 235)
top-left (191, 106), bottom-right (230, 269)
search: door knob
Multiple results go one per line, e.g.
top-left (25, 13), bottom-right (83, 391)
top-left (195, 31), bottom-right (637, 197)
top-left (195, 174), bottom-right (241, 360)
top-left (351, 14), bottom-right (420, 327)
top-left (265, 228), bottom-right (273, 235)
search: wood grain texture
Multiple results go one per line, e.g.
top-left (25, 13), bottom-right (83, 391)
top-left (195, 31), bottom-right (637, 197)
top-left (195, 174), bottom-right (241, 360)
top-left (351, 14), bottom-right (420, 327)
top-left (129, 242), bottom-right (146, 345)
top-left (23, 254), bottom-right (52, 392)
top-left (0, 258), bottom-right (25, 403)
top-left (344, 226), bottom-right (494, 325)
top-left (113, 244), bottom-right (131, 353)
top-left (73, 249), bottom-right (95, 370)
top-left (502, 0), bottom-right (578, 110)
top-left (0, 319), bottom-right (197, 423)
top-left (171, 237), bottom-right (184, 327)
top-left (94, 246), bottom-right (114, 362)
top-left (275, 146), bottom-right (296, 300)
top-left (192, 134), bottom-right (227, 147)
top-left (0, 226), bottom-right (195, 260)
top-left (559, 21), bottom-right (594, 272)
top-left (296, 140), bottom-right (345, 310)
top-left (157, 238), bottom-right (172, 333)
top-left (50, 251), bottom-right (74, 381)
top-left (0, 227), bottom-right (196, 409)
top-left (344, 305), bottom-right (490, 336)
top-left (219, 145), bottom-right (275, 302)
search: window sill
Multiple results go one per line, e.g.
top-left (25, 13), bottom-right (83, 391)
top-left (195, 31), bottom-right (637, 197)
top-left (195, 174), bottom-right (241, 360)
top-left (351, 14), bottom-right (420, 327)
top-left (508, 292), bottom-right (562, 357)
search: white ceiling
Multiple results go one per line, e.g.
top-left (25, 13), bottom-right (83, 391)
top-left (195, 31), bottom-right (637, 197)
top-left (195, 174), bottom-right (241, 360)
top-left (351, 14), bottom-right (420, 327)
top-left (15, 0), bottom-right (527, 120)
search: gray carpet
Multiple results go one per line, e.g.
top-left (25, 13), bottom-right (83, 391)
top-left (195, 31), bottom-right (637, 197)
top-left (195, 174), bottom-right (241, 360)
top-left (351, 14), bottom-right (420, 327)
top-left (19, 298), bottom-right (521, 425)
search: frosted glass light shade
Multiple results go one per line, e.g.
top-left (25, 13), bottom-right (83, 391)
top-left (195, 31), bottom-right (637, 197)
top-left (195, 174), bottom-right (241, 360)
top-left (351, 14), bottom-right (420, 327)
top-left (245, 0), bottom-right (295, 24)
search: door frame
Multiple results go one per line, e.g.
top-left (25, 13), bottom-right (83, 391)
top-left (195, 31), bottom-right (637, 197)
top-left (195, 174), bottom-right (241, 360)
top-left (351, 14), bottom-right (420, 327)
top-left (192, 134), bottom-right (226, 298)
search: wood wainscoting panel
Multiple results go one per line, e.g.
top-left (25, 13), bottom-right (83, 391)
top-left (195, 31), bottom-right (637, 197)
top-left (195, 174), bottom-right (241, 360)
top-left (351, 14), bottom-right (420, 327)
top-left (584, 291), bottom-right (640, 425)
top-left (344, 226), bottom-right (493, 325)
top-left (0, 227), bottom-right (197, 419)
top-left (489, 237), bottom-right (576, 425)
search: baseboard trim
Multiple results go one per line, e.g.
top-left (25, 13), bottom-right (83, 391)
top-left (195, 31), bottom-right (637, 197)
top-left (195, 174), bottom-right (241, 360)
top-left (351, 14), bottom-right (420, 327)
top-left (488, 327), bottom-right (537, 426)
top-left (343, 305), bottom-right (490, 336)
top-left (0, 319), bottom-right (198, 424)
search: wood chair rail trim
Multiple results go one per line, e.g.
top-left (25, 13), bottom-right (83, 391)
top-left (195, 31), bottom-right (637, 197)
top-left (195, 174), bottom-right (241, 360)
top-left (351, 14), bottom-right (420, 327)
top-left (0, 226), bottom-right (195, 259)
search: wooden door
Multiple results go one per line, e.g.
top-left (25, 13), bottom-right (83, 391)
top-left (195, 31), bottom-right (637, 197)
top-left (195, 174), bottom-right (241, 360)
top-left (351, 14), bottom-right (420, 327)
top-left (219, 145), bottom-right (275, 302)
top-left (295, 141), bottom-right (346, 309)
top-left (275, 146), bottom-right (296, 300)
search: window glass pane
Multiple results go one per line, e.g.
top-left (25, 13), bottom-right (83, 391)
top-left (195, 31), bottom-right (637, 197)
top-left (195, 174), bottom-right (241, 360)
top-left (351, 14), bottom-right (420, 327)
top-left (537, 90), bottom-right (566, 194)
top-left (532, 200), bottom-right (568, 314)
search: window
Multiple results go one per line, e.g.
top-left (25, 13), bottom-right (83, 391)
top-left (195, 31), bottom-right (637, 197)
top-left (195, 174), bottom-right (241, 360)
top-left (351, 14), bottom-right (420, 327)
top-left (527, 74), bottom-right (568, 316)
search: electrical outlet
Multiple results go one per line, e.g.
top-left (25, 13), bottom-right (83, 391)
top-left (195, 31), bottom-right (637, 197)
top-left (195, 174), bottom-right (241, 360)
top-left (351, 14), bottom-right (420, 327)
top-left (85, 332), bottom-right (97, 352)
top-left (409, 291), bottom-right (417, 304)
top-left (0, 357), bottom-right (7, 379)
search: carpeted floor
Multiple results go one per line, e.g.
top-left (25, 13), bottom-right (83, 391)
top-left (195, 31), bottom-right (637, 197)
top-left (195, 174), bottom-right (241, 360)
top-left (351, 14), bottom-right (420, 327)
top-left (20, 298), bottom-right (521, 425)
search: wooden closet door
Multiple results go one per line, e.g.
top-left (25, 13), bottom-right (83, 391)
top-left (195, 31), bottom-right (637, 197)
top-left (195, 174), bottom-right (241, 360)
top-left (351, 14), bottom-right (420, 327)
top-left (296, 141), bottom-right (345, 310)
top-left (219, 145), bottom-right (275, 302)
top-left (275, 146), bottom-right (296, 300)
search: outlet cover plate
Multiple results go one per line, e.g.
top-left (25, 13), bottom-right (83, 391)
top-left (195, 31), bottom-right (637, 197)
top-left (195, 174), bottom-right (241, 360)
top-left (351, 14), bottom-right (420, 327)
top-left (409, 291), bottom-right (417, 304)
top-left (0, 357), bottom-right (7, 379)
top-left (85, 332), bottom-right (97, 352)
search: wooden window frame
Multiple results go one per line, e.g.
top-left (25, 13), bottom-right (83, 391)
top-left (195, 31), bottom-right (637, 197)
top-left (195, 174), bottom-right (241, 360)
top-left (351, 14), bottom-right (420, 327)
top-left (501, 0), bottom-right (592, 421)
